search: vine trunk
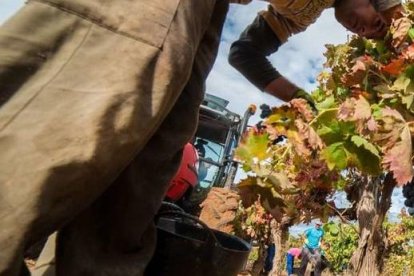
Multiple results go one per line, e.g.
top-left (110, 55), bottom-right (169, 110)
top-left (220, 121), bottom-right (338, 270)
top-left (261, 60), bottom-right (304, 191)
top-left (270, 217), bottom-right (291, 276)
top-left (350, 174), bottom-right (395, 275)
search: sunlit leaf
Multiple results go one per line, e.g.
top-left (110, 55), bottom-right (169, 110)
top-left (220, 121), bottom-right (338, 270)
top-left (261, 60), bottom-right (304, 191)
top-left (322, 142), bottom-right (347, 170)
top-left (235, 130), bottom-right (270, 163)
top-left (350, 135), bottom-right (380, 158)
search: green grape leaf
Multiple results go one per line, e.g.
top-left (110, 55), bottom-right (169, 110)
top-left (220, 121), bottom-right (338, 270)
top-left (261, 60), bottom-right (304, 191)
top-left (350, 135), bottom-right (380, 158)
top-left (316, 95), bottom-right (336, 110)
top-left (323, 222), bottom-right (340, 236)
top-left (344, 140), bottom-right (381, 175)
top-left (408, 27), bottom-right (414, 40)
top-left (322, 142), bottom-right (347, 170)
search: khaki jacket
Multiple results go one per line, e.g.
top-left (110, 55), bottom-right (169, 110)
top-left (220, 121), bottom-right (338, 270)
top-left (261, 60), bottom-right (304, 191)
top-left (30, 0), bottom-right (180, 48)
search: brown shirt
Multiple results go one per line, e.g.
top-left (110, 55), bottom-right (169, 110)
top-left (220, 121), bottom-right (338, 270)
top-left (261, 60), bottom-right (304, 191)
top-left (229, 0), bottom-right (402, 91)
top-left (231, 0), bottom-right (401, 43)
top-left (260, 0), bottom-right (334, 43)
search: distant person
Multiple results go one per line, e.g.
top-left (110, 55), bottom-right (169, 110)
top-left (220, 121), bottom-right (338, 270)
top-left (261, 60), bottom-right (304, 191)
top-left (194, 138), bottom-right (208, 157)
top-left (263, 243), bottom-right (275, 274)
top-left (299, 221), bottom-right (324, 276)
top-left (286, 247), bottom-right (302, 276)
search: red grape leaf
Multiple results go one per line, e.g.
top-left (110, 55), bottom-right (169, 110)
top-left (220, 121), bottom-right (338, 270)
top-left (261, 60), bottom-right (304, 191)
top-left (382, 126), bottom-right (414, 185)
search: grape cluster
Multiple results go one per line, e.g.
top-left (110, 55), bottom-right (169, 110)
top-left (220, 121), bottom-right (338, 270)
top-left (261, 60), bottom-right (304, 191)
top-left (259, 104), bottom-right (271, 119)
top-left (402, 181), bottom-right (414, 216)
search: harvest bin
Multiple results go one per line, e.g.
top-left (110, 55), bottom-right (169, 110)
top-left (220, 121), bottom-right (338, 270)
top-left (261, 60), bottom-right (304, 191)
top-left (145, 211), bottom-right (251, 276)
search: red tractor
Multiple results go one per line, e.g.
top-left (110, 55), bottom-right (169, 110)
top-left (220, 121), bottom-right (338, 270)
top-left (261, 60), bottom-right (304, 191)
top-left (165, 93), bottom-right (256, 216)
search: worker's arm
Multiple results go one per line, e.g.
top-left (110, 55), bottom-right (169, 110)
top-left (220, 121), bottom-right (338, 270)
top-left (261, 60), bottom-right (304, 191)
top-left (228, 15), bottom-right (300, 102)
top-left (229, 0), bottom-right (269, 5)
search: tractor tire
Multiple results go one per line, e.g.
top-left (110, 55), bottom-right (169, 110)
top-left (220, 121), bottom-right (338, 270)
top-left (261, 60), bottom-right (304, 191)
top-left (199, 187), bottom-right (240, 233)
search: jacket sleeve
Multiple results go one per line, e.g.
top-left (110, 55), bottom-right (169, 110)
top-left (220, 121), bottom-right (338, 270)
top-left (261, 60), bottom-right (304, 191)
top-left (228, 14), bottom-right (282, 91)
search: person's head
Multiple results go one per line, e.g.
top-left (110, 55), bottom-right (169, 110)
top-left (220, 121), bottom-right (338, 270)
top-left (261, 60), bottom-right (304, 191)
top-left (315, 221), bottom-right (323, 229)
top-left (334, 0), bottom-right (387, 39)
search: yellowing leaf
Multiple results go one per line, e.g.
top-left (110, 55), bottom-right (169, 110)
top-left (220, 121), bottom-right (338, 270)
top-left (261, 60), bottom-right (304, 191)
top-left (382, 106), bottom-right (405, 121)
top-left (267, 172), bottom-right (293, 190)
top-left (374, 84), bottom-right (394, 99)
top-left (338, 98), bottom-right (356, 121)
top-left (295, 119), bottom-right (324, 150)
top-left (290, 98), bottom-right (315, 122)
top-left (391, 17), bottom-right (412, 48)
top-left (383, 126), bottom-right (414, 185)
top-left (341, 58), bottom-right (367, 86)
top-left (402, 94), bottom-right (414, 109)
top-left (235, 130), bottom-right (270, 162)
top-left (391, 75), bottom-right (411, 92)
top-left (353, 96), bottom-right (371, 120)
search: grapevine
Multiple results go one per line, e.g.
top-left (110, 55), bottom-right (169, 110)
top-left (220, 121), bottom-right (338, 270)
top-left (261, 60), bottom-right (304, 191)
top-left (235, 1), bottom-right (414, 220)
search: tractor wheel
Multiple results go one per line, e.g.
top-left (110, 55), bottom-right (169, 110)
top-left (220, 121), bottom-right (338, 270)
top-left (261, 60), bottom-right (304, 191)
top-left (199, 187), bottom-right (240, 233)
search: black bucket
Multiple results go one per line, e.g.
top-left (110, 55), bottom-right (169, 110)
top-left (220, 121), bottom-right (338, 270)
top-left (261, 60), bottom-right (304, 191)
top-left (145, 210), bottom-right (251, 276)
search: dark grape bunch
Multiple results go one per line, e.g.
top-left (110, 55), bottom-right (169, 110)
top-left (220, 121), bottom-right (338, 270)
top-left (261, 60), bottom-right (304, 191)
top-left (402, 181), bottom-right (414, 216)
top-left (259, 104), bottom-right (271, 119)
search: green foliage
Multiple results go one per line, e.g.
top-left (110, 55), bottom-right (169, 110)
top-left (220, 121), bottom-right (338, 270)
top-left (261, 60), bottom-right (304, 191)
top-left (235, 2), bottom-right (414, 228)
top-left (322, 222), bottom-right (358, 273)
top-left (286, 221), bottom-right (358, 273)
top-left (234, 6), bottom-right (414, 274)
top-left (285, 216), bottom-right (414, 274)
top-left (383, 211), bottom-right (414, 275)
top-left (233, 199), bottom-right (272, 243)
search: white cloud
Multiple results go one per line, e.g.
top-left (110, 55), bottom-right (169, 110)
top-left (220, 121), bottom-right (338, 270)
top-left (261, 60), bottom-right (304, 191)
top-left (206, 3), bottom-right (352, 122)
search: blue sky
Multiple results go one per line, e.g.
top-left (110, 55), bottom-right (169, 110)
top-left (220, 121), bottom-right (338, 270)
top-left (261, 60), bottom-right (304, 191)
top-left (0, 0), bottom-right (405, 226)
top-left (206, 2), bottom-right (349, 120)
top-left (0, 0), bottom-right (25, 24)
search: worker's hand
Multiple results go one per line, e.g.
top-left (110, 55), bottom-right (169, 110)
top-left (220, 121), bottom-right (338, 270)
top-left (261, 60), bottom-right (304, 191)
top-left (292, 89), bottom-right (317, 113)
